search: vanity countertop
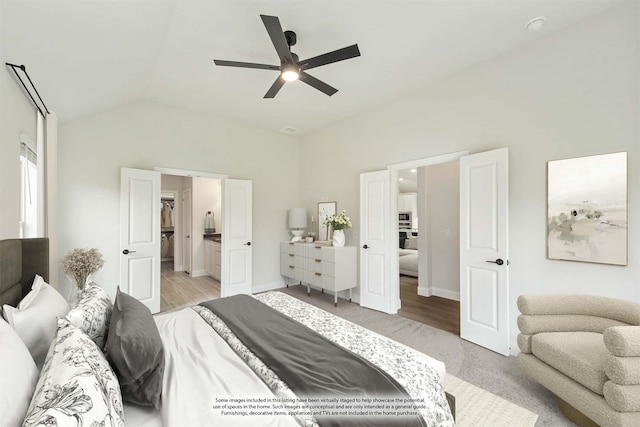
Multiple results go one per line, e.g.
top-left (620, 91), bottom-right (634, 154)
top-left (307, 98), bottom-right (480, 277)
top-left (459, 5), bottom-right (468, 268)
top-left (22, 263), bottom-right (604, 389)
top-left (203, 233), bottom-right (221, 242)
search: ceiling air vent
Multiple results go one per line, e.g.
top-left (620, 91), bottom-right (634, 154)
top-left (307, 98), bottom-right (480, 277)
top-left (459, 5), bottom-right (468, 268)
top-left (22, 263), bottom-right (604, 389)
top-left (280, 127), bottom-right (298, 134)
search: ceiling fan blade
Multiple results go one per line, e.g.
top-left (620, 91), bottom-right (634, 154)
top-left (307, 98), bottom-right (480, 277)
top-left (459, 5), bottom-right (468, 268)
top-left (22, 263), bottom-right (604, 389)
top-left (298, 44), bottom-right (361, 71)
top-left (260, 15), bottom-right (294, 64)
top-left (299, 72), bottom-right (338, 96)
top-left (264, 77), bottom-right (286, 98)
top-left (213, 60), bottom-right (280, 71)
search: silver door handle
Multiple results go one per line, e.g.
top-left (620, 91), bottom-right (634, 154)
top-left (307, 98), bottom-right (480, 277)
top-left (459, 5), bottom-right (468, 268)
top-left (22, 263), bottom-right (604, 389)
top-left (122, 249), bottom-right (136, 255)
top-left (486, 258), bottom-right (505, 265)
top-left (244, 242), bottom-right (251, 246)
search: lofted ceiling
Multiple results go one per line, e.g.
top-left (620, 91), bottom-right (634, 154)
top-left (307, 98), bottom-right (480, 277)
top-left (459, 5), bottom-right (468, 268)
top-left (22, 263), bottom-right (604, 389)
top-left (1, 0), bottom-right (622, 136)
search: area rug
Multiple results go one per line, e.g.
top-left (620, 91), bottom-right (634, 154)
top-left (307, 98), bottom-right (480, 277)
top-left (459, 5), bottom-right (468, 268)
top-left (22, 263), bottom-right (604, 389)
top-left (446, 374), bottom-right (538, 427)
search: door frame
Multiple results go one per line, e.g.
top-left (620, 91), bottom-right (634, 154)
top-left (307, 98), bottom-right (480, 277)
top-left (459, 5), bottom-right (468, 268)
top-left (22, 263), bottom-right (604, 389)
top-left (160, 189), bottom-right (181, 270)
top-left (387, 150), bottom-right (468, 311)
top-left (153, 166), bottom-right (229, 274)
top-left (182, 188), bottom-right (192, 274)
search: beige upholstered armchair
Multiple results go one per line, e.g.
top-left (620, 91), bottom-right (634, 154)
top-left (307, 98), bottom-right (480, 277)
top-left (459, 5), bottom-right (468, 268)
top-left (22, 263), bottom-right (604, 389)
top-left (517, 295), bottom-right (640, 427)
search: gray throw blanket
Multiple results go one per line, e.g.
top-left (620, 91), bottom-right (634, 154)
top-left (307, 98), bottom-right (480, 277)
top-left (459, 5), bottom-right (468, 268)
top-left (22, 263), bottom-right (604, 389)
top-left (201, 295), bottom-right (427, 427)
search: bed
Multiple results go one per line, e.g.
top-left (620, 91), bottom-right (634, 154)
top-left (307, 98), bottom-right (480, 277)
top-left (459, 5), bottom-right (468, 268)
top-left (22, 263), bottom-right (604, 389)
top-left (399, 237), bottom-right (419, 277)
top-left (1, 238), bottom-right (454, 427)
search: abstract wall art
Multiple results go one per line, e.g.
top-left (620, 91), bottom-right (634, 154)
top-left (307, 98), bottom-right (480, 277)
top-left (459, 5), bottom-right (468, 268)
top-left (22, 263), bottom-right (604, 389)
top-left (547, 152), bottom-right (627, 265)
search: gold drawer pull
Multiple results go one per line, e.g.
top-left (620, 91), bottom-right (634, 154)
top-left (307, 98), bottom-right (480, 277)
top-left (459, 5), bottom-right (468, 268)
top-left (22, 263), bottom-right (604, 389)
top-left (315, 272), bottom-right (321, 276)
top-left (289, 265), bottom-right (294, 269)
top-left (315, 259), bottom-right (321, 262)
top-left (289, 254), bottom-right (294, 257)
top-left (289, 242), bottom-right (294, 245)
top-left (315, 245), bottom-right (321, 249)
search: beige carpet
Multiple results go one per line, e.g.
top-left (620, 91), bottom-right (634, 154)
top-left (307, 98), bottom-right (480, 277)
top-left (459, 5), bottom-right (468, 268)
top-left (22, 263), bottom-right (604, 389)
top-left (446, 374), bottom-right (538, 427)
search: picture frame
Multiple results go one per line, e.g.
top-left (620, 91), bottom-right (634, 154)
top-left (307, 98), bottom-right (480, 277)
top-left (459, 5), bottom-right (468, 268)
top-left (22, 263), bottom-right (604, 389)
top-left (547, 151), bottom-right (627, 266)
top-left (317, 201), bottom-right (337, 242)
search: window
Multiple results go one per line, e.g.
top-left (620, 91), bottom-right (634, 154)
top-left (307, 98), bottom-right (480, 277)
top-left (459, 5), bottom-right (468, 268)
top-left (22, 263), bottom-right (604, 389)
top-left (19, 112), bottom-right (45, 237)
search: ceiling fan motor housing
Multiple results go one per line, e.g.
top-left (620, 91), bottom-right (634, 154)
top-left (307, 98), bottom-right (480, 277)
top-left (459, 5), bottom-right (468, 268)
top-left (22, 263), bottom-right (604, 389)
top-left (284, 30), bottom-right (297, 47)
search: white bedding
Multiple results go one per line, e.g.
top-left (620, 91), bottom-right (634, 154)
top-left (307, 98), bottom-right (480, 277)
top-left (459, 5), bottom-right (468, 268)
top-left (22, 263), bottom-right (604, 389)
top-left (124, 292), bottom-right (450, 427)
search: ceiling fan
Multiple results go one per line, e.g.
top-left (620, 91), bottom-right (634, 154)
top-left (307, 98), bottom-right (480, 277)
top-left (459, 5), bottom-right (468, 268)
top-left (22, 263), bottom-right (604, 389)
top-left (213, 14), bottom-right (361, 98)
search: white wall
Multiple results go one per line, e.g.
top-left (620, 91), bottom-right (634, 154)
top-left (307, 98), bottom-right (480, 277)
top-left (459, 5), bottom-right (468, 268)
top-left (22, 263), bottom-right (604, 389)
top-left (58, 101), bottom-right (300, 299)
top-left (191, 177), bottom-right (220, 276)
top-left (299, 3), bottom-right (639, 348)
top-left (426, 161), bottom-right (460, 300)
top-left (0, 64), bottom-right (37, 238)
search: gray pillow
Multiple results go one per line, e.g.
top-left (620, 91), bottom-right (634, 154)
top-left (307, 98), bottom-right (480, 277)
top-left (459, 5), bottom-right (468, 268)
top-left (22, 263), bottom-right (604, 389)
top-left (106, 288), bottom-right (164, 409)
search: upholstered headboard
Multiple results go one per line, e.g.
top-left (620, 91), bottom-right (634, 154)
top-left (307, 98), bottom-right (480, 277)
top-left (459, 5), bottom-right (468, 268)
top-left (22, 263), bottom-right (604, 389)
top-left (0, 238), bottom-right (49, 308)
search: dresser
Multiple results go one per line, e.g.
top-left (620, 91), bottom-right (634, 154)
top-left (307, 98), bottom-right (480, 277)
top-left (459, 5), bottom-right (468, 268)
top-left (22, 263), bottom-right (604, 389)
top-left (204, 238), bottom-right (222, 281)
top-left (280, 242), bottom-right (357, 306)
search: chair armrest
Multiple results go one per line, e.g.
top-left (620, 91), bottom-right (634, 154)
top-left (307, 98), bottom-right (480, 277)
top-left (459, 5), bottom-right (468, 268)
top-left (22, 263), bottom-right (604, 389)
top-left (604, 326), bottom-right (640, 357)
top-left (518, 314), bottom-right (626, 335)
top-left (517, 295), bottom-right (640, 325)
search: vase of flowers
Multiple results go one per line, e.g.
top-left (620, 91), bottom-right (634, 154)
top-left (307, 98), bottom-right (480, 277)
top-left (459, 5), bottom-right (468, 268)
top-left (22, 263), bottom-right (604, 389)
top-left (323, 210), bottom-right (352, 247)
top-left (61, 248), bottom-right (104, 301)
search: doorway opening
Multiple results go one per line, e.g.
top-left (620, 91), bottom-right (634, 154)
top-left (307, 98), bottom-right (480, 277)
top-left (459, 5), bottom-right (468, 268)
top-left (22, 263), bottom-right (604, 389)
top-left (389, 151), bottom-right (467, 335)
top-left (159, 172), bottom-right (222, 312)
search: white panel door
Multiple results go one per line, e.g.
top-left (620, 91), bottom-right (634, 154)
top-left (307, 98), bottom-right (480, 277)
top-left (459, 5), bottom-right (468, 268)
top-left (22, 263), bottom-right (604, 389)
top-left (359, 170), bottom-right (396, 314)
top-left (183, 189), bottom-right (192, 274)
top-left (222, 179), bottom-right (252, 297)
top-left (460, 148), bottom-right (509, 355)
top-left (119, 168), bottom-right (161, 313)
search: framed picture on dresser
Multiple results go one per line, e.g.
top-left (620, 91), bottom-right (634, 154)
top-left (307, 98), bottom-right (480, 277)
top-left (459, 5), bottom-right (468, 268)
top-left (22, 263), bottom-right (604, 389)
top-left (317, 201), bottom-right (337, 241)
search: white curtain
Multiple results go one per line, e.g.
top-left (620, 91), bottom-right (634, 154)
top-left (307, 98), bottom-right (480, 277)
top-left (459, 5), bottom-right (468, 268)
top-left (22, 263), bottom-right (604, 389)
top-left (45, 111), bottom-right (58, 287)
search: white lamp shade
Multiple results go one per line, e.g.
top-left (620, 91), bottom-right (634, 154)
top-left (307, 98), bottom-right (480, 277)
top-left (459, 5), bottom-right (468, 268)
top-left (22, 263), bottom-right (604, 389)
top-left (288, 208), bottom-right (307, 229)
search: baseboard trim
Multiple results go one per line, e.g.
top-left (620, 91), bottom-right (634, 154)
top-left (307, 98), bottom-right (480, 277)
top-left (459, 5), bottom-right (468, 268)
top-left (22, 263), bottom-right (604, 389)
top-left (417, 286), bottom-right (432, 297)
top-left (190, 269), bottom-right (207, 278)
top-left (510, 340), bottom-right (519, 356)
top-left (432, 287), bottom-right (460, 301)
top-left (418, 285), bottom-right (460, 301)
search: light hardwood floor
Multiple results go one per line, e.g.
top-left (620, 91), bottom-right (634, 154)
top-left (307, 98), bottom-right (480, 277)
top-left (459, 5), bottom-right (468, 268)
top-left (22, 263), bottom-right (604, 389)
top-left (397, 275), bottom-right (460, 335)
top-left (160, 262), bottom-right (460, 335)
top-left (160, 261), bottom-right (220, 312)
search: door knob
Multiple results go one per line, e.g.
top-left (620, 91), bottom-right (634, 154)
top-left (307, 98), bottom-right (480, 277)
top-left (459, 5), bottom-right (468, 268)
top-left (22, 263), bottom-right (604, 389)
top-left (362, 244), bottom-right (369, 249)
top-left (486, 258), bottom-right (504, 266)
top-left (122, 249), bottom-right (136, 255)
top-left (244, 242), bottom-right (251, 246)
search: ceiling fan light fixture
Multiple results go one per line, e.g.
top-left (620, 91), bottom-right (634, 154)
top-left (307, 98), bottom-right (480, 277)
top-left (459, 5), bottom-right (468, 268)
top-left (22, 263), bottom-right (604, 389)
top-left (281, 64), bottom-right (299, 81)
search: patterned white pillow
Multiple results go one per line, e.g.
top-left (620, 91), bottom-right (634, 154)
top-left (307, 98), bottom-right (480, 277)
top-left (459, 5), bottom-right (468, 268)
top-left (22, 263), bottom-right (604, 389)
top-left (22, 319), bottom-right (124, 427)
top-left (65, 283), bottom-right (113, 350)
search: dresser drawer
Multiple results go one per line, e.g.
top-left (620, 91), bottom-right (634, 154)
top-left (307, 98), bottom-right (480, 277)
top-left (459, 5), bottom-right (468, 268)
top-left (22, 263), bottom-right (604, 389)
top-left (281, 251), bottom-right (297, 264)
top-left (304, 269), bottom-right (324, 287)
top-left (302, 244), bottom-right (322, 259)
top-left (281, 242), bottom-right (296, 255)
top-left (305, 258), bottom-right (335, 276)
top-left (281, 263), bottom-right (302, 281)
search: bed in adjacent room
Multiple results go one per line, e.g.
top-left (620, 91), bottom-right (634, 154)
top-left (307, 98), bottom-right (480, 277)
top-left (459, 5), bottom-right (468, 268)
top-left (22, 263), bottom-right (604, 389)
top-left (1, 238), bottom-right (453, 427)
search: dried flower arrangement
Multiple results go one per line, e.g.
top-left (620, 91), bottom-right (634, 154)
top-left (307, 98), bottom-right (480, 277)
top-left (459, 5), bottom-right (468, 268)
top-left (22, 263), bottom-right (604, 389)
top-left (61, 248), bottom-right (104, 291)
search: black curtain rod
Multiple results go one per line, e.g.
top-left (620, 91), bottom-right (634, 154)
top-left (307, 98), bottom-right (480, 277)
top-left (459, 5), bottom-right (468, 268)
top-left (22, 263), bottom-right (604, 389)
top-left (5, 63), bottom-right (50, 117)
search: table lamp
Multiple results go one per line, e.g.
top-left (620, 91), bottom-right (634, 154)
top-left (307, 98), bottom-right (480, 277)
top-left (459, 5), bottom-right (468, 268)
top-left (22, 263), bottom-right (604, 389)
top-left (288, 208), bottom-right (307, 242)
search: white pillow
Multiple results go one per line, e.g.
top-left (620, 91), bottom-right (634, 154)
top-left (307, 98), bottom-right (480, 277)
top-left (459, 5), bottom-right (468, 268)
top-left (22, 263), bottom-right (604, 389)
top-left (23, 319), bottom-right (125, 427)
top-left (0, 318), bottom-right (39, 427)
top-left (65, 282), bottom-right (113, 350)
top-left (2, 275), bottom-right (70, 369)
